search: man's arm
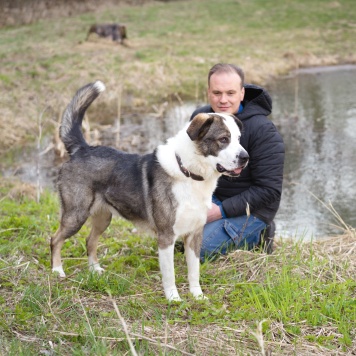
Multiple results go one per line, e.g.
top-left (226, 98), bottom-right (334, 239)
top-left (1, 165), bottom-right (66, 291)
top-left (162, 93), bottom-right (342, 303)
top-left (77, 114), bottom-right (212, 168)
top-left (221, 121), bottom-right (285, 219)
top-left (206, 203), bottom-right (222, 223)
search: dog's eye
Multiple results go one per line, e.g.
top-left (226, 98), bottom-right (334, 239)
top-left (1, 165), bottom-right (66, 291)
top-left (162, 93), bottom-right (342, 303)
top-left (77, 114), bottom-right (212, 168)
top-left (219, 137), bottom-right (229, 144)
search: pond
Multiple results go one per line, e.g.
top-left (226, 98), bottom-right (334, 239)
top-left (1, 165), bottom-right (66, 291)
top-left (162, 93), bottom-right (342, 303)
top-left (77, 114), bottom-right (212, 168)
top-left (141, 65), bottom-right (356, 239)
top-left (267, 65), bottom-right (356, 238)
top-left (3, 65), bottom-right (356, 239)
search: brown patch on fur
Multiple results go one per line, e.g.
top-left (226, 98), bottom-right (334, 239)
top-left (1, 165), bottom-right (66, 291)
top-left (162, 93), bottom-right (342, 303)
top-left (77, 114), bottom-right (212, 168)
top-left (186, 113), bottom-right (212, 141)
top-left (183, 230), bottom-right (204, 257)
top-left (188, 113), bottom-right (232, 157)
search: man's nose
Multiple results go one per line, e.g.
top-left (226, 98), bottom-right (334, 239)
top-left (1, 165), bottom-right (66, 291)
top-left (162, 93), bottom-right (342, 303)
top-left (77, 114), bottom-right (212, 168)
top-left (220, 93), bottom-right (228, 103)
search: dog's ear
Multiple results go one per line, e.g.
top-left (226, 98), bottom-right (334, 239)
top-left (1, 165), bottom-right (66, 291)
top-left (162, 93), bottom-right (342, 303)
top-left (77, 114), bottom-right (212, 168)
top-left (187, 113), bottom-right (214, 141)
top-left (233, 115), bottom-right (243, 131)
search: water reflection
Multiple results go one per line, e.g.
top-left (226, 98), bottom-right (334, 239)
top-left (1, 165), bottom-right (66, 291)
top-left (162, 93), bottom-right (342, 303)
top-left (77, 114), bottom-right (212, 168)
top-left (159, 66), bottom-right (356, 239)
top-left (120, 103), bottom-right (198, 153)
top-left (267, 65), bottom-right (356, 238)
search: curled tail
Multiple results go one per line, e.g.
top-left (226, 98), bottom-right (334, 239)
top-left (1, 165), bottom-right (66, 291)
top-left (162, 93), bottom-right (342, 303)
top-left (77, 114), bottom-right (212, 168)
top-left (60, 81), bottom-right (106, 155)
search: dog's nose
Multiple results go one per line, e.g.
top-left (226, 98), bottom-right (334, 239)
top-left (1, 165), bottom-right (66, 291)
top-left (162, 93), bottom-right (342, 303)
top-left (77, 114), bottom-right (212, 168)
top-left (238, 150), bottom-right (249, 165)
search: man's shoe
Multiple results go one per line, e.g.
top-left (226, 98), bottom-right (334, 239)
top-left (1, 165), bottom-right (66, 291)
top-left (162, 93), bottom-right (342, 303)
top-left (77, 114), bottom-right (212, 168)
top-left (259, 221), bottom-right (275, 254)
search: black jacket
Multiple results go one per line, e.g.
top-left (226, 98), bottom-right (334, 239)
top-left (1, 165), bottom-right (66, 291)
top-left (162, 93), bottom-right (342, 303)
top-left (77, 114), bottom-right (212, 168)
top-left (190, 84), bottom-right (285, 223)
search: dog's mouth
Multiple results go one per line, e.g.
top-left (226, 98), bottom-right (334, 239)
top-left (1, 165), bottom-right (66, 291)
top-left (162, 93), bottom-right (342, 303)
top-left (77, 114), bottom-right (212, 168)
top-left (216, 163), bottom-right (246, 177)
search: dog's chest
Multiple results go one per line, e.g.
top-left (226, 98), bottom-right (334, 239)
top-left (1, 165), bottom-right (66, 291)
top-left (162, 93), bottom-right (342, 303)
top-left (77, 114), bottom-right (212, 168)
top-left (171, 180), bottom-right (214, 237)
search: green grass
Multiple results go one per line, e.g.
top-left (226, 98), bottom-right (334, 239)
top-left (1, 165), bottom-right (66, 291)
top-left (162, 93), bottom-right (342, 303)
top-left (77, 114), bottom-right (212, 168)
top-left (0, 182), bottom-right (355, 354)
top-left (0, 0), bottom-right (356, 353)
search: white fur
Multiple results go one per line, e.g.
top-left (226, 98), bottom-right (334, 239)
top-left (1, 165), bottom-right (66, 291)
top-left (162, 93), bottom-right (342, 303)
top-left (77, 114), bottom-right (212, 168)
top-left (156, 120), bottom-right (220, 233)
top-left (155, 113), bottom-right (246, 301)
top-left (185, 245), bottom-right (204, 298)
top-left (88, 258), bottom-right (105, 274)
top-left (52, 265), bottom-right (66, 278)
top-left (54, 112), bottom-right (245, 302)
top-left (207, 113), bottom-right (245, 173)
top-left (158, 246), bottom-right (181, 301)
top-left (157, 113), bottom-right (246, 238)
top-left (94, 80), bottom-right (106, 93)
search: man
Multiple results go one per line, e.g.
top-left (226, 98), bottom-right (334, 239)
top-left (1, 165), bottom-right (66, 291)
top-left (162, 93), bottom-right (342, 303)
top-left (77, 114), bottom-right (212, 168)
top-left (190, 63), bottom-right (285, 262)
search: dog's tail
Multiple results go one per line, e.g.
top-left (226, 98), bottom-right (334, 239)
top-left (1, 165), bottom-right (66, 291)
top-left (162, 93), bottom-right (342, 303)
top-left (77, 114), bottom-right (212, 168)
top-left (60, 81), bottom-right (105, 155)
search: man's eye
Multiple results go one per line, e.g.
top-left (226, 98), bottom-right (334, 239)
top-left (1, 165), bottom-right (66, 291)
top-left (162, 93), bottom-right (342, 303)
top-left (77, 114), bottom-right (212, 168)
top-left (219, 137), bottom-right (229, 144)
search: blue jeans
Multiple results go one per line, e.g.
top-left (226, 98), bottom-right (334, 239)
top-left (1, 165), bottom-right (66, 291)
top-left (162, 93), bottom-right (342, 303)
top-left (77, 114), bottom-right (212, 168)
top-left (200, 196), bottom-right (267, 262)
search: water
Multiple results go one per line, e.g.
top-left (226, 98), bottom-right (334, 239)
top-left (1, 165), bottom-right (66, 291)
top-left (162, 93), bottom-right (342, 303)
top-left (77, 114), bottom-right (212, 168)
top-left (3, 66), bottom-right (356, 239)
top-left (134, 66), bottom-right (356, 238)
top-left (267, 65), bottom-right (356, 238)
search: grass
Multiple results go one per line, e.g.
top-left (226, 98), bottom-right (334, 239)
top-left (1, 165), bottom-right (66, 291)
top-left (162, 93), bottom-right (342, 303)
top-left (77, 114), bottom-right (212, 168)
top-left (0, 0), bottom-right (356, 153)
top-left (0, 180), bottom-right (355, 355)
top-left (1, 0), bottom-right (356, 354)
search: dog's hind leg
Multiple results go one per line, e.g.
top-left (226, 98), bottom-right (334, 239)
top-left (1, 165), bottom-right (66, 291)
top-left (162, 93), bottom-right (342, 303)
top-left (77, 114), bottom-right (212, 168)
top-left (87, 211), bottom-right (112, 274)
top-left (184, 230), bottom-right (206, 299)
top-left (51, 210), bottom-right (89, 277)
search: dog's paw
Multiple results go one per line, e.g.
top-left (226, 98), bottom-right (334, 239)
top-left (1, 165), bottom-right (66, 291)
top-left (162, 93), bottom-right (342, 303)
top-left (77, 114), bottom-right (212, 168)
top-left (168, 295), bottom-right (182, 303)
top-left (52, 265), bottom-right (66, 278)
top-left (165, 288), bottom-right (182, 302)
top-left (89, 263), bottom-right (105, 275)
top-left (190, 286), bottom-right (207, 300)
top-left (194, 294), bottom-right (208, 301)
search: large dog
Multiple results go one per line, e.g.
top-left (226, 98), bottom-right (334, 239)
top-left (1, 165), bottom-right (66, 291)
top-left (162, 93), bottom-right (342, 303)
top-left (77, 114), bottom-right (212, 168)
top-left (51, 81), bottom-right (249, 301)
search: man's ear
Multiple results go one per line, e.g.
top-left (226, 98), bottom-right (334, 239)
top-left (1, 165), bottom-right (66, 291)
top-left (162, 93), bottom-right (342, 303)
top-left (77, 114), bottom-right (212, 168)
top-left (187, 113), bottom-right (214, 141)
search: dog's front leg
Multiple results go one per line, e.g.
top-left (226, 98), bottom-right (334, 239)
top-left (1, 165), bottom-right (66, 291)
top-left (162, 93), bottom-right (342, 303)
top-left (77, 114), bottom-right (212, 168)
top-left (158, 244), bottom-right (181, 302)
top-left (185, 231), bottom-right (206, 299)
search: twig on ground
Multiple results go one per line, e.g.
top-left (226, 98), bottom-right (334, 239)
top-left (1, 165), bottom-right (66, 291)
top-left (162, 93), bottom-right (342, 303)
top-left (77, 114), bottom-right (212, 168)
top-left (108, 291), bottom-right (138, 356)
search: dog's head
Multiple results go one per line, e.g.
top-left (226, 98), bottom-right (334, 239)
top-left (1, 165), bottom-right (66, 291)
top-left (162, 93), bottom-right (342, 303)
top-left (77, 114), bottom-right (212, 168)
top-left (187, 113), bottom-right (249, 177)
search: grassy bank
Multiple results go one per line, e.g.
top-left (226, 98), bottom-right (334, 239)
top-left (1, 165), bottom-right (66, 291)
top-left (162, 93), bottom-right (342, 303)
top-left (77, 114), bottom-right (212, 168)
top-left (1, 0), bottom-right (356, 354)
top-left (0, 182), bottom-right (355, 354)
top-left (0, 0), bottom-right (355, 153)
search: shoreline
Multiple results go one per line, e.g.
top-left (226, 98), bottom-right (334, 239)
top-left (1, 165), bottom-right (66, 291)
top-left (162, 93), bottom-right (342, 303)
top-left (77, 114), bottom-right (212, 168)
top-left (1, 60), bottom-right (356, 155)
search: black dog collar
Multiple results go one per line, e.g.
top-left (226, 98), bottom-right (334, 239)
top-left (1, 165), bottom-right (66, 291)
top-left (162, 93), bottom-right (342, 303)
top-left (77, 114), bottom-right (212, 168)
top-left (175, 154), bottom-right (204, 181)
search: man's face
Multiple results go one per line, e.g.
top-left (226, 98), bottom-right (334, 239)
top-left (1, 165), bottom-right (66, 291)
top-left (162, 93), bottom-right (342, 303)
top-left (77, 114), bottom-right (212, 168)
top-left (208, 71), bottom-right (245, 114)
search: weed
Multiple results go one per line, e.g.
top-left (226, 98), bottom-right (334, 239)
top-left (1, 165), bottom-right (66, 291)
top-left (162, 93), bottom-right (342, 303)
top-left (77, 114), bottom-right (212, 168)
top-left (1, 181), bottom-right (355, 354)
top-left (1, 0), bottom-right (356, 353)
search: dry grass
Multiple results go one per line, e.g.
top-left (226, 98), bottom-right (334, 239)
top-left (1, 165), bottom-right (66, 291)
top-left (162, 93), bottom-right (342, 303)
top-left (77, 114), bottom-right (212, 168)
top-left (8, 234), bottom-right (355, 355)
top-left (0, 0), bottom-right (355, 154)
top-left (0, 179), bottom-right (355, 354)
top-left (1, 1), bottom-right (356, 354)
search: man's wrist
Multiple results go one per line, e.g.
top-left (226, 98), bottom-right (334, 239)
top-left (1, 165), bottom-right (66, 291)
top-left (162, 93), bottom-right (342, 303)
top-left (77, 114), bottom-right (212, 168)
top-left (219, 204), bottom-right (227, 219)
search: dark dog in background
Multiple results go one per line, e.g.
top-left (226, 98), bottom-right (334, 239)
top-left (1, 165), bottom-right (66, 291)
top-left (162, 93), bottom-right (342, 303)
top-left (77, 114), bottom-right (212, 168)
top-left (86, 23), bottom-right (127, 44)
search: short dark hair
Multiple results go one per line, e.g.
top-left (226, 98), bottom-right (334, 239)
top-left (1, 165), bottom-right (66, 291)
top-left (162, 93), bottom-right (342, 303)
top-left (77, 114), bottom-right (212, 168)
top-left (208, 63), bottom-right (245, 88)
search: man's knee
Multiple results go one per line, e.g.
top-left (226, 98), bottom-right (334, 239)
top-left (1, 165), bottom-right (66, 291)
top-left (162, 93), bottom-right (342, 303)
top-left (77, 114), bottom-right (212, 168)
top-left (200, 222), bottom-right (233, 262)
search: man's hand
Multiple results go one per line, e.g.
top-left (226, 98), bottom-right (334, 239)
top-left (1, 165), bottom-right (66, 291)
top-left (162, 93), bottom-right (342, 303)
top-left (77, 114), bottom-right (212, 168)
top-left (207, 203), bottom-right (223, 223)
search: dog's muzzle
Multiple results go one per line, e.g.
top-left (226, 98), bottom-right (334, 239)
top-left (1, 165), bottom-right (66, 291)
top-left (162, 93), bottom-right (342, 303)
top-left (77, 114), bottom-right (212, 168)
top-left (217, 151), bottom-right (249, 177)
